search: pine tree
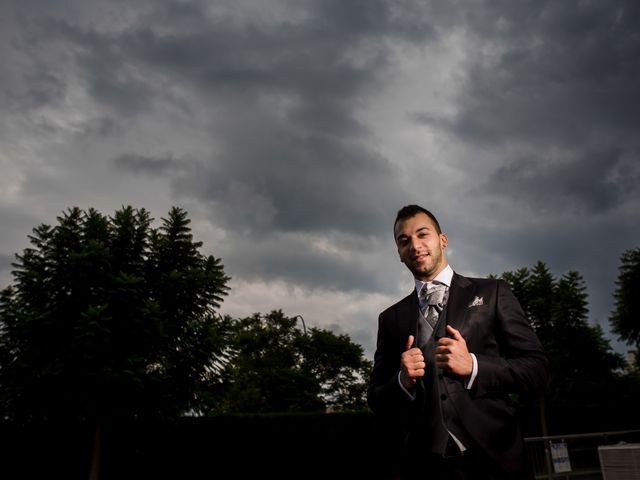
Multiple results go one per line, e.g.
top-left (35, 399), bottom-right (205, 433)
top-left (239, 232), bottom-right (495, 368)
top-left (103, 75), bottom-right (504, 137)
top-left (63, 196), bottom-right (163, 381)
top-left (0, 206), bottom-right (230, 422)
top-left (610, 247), bottom-right (640, 363)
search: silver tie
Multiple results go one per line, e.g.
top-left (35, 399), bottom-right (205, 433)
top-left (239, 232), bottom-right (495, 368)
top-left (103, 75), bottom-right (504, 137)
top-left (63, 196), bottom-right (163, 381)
top-left (421, 283), bottom-right (447, 329)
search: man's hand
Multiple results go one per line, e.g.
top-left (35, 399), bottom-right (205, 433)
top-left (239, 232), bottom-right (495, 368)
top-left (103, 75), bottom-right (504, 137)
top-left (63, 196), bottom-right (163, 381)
top-left (435, 325), bottom-right (473, 376)
top-left (400, 335), bottom-right (425, 390)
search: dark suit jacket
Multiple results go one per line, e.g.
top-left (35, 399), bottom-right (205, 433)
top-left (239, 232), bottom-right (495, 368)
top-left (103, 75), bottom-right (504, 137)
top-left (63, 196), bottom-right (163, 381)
top-left (367, 272), bottom-right (549, 478)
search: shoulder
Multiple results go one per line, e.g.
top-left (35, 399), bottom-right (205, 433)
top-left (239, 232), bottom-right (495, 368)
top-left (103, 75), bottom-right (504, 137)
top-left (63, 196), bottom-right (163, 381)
top-left (452, 273), bottom-right (513, 298)
top-left (379, 291), bottom-right (414, 319)
top-left (453, 272), bottom-right (505, 288)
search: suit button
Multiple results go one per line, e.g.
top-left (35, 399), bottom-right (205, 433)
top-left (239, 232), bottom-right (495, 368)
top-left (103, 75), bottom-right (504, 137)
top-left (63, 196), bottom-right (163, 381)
top-left (440, 394), bottom-right (447, 401)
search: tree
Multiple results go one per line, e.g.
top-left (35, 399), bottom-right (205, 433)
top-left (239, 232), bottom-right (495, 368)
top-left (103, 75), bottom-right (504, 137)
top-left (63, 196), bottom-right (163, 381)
top-left (493, 262), bottom-right (640, 434)
top-left (610, 247), bottom-right (640, 364)
top-left (549, 271), bottom-right (625, 404)
top-left (298, 326), bottom-right (372, 412)
top-left (203, 310), bottom-right (372, 415)
top-left (0, 206), bottom-right (230, 423)
top-left (498, 263), bottom-right (626, 407)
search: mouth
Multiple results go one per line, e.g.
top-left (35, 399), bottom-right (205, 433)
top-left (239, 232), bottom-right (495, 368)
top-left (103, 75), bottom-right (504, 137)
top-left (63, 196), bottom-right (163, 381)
top-left (413, 253), bottom-right (429, 262)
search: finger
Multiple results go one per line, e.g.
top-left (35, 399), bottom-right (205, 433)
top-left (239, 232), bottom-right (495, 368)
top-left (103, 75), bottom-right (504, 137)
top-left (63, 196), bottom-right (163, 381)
top-left (435, 356), bottom-right (449, 369)
top-left (435, 345), bottom-right (451, 355)
top-left (407, 349), bottom-right (425, 362)
top-left (406, 335), bottom-right (415, 351)
top-left (409, 360), bottom-right (426, 371)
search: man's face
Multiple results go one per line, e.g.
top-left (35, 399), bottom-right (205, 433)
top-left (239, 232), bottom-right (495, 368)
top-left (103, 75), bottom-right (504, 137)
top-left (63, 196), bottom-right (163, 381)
top-left (394, 212), bottom-right (448, 281)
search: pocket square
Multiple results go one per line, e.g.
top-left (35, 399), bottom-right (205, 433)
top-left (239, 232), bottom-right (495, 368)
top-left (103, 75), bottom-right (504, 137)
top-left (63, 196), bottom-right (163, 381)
top-left (469, 296), bottom-right (484, 307)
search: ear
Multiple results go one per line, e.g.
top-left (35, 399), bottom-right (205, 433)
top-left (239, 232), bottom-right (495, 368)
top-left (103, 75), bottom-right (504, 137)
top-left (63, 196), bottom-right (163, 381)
top-left (440, 233), bottom-right (448, 249)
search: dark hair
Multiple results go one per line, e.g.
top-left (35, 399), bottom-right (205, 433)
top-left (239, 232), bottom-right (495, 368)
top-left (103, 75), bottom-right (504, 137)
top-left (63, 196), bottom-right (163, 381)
top-left (394, 205), bottom-right (442, 235)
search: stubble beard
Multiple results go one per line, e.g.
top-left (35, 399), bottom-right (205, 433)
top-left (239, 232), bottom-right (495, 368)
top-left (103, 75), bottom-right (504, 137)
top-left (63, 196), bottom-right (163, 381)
top-left (410, 250), bottom-right (442, 281)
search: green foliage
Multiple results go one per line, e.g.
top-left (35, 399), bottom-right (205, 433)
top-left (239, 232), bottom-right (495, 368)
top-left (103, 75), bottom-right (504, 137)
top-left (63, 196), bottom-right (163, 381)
top-left (498, 261), bottom-right (627, 407)
top-left (202, 310), bottom-right (372, 415)
top-left (298, 326), bottom-right (372, 412)
top-left (0, 206), bottom-right (230, 422)
top-left (610, 247), bottom-right (640, 359)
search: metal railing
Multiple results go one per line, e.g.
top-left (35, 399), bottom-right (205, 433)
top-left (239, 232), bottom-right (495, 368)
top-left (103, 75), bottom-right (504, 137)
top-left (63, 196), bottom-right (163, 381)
top-left (525, 430), bottom-right (640, 479)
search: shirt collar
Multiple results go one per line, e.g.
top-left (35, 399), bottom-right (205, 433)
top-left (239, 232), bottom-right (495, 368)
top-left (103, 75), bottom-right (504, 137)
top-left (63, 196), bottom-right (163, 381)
top-left (415, 264), bottom-right (453, 297)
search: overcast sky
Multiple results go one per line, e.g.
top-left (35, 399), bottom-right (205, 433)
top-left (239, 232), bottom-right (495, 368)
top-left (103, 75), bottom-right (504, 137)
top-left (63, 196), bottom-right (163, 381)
top-left (2, 0), bottom-right (639, 359)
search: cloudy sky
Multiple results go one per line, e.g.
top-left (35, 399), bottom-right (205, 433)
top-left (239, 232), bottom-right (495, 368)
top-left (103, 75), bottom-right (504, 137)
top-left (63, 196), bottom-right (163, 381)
top-left (2, 0), bottom-right (639, 359)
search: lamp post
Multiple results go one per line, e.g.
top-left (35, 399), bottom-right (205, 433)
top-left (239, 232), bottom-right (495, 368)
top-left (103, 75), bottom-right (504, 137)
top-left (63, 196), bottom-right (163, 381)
top-left (293, 314), bottom-right (307, 335)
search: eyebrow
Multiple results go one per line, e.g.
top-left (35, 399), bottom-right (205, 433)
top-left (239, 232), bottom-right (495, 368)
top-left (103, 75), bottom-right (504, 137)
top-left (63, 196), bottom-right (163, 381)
top-left (396, 226), bottom-right (431, 241)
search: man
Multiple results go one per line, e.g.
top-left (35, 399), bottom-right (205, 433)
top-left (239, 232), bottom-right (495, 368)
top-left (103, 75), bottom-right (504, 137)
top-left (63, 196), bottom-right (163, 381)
top-left (368, 205), bottom-right (549, 479)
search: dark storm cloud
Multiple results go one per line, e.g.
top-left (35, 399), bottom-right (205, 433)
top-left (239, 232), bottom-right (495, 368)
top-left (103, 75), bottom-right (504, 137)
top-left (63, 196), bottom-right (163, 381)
top-left (411, 0), bottom-right (640, 229)
top-left (49, 0), bottom-right (440, 242)
top-left (3, 0), bottom-right (638, 353)
top-left (0, 11), bottom-right (66, 115)
top-left (191, 132), bottom-right (399, 235)
top-left (487, 147), bottom-right (640, 214)
top-left (218, 231), bottom-right (390, 294)
top-left (39, 0), bottom-right (437, 117)
top-left (113, 153), bottom-right (193, 176)
top-left (420, 1), bottom-right (640, 148)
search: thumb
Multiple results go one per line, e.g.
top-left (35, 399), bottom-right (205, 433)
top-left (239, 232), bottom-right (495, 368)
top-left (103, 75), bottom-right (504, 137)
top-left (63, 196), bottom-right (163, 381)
top-left (446, 325), bottom-right (463, 340)
top-left (406, 335), bottom-right (415, 351)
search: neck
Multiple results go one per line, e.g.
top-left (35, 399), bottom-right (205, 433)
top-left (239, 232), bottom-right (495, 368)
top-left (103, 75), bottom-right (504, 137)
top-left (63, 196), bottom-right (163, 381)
top-left (419, 263), bottom-right (448, 282)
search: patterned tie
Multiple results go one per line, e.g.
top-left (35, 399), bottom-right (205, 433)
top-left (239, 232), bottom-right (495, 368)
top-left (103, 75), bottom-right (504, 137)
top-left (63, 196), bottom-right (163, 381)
top-left (421, 283), bottom-right (447, 329)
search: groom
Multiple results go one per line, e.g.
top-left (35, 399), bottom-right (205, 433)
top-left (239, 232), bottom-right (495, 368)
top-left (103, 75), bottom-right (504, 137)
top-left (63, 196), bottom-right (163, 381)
top-left (367, 205), bottom-right (549, 479)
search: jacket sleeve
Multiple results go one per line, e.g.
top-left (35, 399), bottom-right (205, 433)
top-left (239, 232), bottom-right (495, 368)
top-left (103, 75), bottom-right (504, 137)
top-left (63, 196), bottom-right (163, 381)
top-left (470, 279), bottom-right (549, 398)
top-left (367, 307), bottom-right (422, 424)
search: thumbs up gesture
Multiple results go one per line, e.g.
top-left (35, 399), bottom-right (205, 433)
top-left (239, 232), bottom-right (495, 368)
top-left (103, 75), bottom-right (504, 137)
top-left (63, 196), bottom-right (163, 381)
top-left (400, 335), bottom-right (425, 390)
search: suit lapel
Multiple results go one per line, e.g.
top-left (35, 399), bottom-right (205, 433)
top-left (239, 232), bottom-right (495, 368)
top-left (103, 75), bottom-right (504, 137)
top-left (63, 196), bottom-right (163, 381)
top-left (446, 273), bottom-right (474, 332)
top-left (396, 291), bottom-right (419, 342)
top-left (408, 291), bottom-right (419, 344)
